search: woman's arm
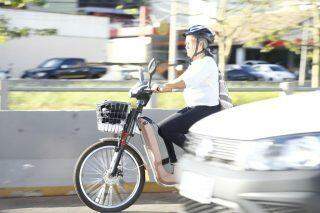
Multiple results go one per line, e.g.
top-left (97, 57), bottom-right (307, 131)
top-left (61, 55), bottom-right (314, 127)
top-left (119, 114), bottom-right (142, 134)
top-left (153, 76), bottom-right (186, 93)
top-left (161, 79), bottom-right (186, 92)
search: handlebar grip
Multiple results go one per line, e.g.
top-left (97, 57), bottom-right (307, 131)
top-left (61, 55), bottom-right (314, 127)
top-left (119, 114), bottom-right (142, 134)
top-left (144, 88), bottom-right (154, 93)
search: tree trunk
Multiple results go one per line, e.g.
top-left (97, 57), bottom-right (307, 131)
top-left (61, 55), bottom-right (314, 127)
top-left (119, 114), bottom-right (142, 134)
top-left (216, 0), bottom-right (229, 78)
top-left (224, 37), bottom-right (233, 63)
top-left (299, 24), bottom-right (308, 86)
top-left (218, 38), bottom-right (226, 75)
top-left (168, 0), bottom-right (178, 81)
top-left (311, 0), bottom-right (320, 88)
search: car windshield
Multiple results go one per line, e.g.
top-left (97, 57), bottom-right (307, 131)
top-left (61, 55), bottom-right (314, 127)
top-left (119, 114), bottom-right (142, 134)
top-left (242, 65), bottom-right (257, 72)
top-left (256, 61), bottom-right (267, 64)
top-left (270, 65), bottom-right (287, 72)
top-left (38, 59), bottom-right (63, 68)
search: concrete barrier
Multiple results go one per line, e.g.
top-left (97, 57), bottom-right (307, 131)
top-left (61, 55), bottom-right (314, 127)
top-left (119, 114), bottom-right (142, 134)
top-left (0, 109), bottom-right (183, 197)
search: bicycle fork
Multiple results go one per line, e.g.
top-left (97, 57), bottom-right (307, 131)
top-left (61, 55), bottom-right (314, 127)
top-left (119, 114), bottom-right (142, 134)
top-left (109, 131), bottom-right (130, 176)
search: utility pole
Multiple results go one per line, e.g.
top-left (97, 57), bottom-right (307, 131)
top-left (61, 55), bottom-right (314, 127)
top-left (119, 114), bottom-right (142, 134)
top-left (140, 6), bottom-right (157, 108)
top-left (216, 0), bottom-right (228, 78)
top-left (168, 0), bottom-right (178, 81)
top-left (299, 22), bottom-right (309, 86)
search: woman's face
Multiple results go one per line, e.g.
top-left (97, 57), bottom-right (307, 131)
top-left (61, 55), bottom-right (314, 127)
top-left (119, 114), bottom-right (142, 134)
top-left (185, 35), bottom-right (205, 58)
top-left (185, 35), bottom-right (197, 58)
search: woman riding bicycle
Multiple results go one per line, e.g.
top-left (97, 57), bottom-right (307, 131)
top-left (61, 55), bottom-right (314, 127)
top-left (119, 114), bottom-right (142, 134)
top-left (152, 25), bottom-right (221, 165)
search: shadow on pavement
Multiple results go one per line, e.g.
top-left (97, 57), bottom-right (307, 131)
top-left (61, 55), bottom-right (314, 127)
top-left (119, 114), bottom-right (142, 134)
top-left (0, 192), bottom-right (186, 212)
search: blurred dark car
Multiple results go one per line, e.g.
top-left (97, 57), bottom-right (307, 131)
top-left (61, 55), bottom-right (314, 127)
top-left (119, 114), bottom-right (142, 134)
top-left (226, 65), bottom-right (264, 81)
top-left (243, 60), bottom-right (268, 66)
top-left (21, 58), bottom-right (107, 79)
top-left (0, 69), bottom-right (10, 80)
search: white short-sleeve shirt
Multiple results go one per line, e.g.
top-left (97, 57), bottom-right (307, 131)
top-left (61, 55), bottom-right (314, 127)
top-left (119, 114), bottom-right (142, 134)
top-left (179, 56), bottom-right (219, 107)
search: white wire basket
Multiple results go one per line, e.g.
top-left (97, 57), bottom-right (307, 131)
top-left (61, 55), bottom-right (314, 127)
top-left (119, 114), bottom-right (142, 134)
top-left (96, 100), bottom-right (131, 134)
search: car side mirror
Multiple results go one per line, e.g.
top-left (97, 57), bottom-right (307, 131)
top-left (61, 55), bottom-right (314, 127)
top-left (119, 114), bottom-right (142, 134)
top-left (147, 58), bottom-right (159, 87)
top-left (148, 58), bottom-right (158, 77)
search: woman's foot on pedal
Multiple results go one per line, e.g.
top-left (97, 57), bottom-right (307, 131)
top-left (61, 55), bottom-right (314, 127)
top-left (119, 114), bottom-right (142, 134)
top-left (162, 158), bottom-right (176, 174)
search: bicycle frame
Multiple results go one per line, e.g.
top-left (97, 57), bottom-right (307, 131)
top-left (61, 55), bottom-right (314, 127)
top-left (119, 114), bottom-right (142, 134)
top-left (137, 116), bottom-right (177, 186)
top-left (108, 103), bottom-right (177, 186)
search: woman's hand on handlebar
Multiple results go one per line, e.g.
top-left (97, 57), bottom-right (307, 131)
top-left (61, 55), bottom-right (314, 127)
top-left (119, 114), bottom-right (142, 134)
top-left (151, 83), bottom-right (174, 93)
top-left (151, 83), bottom-right (162, 93)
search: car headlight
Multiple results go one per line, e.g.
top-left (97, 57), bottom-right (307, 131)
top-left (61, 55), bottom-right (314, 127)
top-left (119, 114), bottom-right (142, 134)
top-left (235, 134), bottom-right (320, 171)
top-left (185, 133), bottom-right (320, 171)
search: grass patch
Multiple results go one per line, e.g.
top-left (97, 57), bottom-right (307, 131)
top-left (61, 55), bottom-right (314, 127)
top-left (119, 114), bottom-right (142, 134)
top-left (8, 91), bottom-right (280, 110)
top-left (230, 92), bottom-right (279, 105)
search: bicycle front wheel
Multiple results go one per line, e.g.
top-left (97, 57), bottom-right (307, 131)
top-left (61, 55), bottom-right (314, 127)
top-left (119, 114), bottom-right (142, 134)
top-left (74, 139), bottom-right (145, 212)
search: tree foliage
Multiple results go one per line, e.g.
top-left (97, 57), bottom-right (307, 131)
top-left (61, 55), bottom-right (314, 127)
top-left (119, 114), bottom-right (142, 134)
top-left (0, 0), bottom-right (56, 43)
top-left (214, 0), bottom-right (312, 73)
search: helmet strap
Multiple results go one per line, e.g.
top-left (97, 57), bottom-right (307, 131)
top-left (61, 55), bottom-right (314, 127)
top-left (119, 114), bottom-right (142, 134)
top-left (191, 37), bottom-right (205, 61)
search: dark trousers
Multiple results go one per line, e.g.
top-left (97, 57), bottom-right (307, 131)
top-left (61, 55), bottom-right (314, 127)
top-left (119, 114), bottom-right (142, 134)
top-left (158, 104), bottom-right (221, 163)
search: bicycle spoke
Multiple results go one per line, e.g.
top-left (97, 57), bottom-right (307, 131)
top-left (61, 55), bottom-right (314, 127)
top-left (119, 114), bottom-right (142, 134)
top-left (87, 182), bottom-right (104, 198)
top-left (102, 148), bottom-right (109, 168)
top-left (86, 158), bottom-right (104, 174)
top-left (95, 183), bottom-right (106, 204)
top-left (84, 179), bottom-right (103, 192)
top-left (83, 176), bottom-right (103, 182)
top-left (106, 185), bottom-right (113, 206)
top-left (117, 181), bottom-right (129, 194)
top-left (82, 170), bottom-right (103, 177)
top-left (79, 145), bottom-right (142, 209)
top-left (114, 185), bottom-right (124, 202)
top-left (93, 154), bottom-right (106, 172)
top-left (107, 149), bottom-right (113, 166)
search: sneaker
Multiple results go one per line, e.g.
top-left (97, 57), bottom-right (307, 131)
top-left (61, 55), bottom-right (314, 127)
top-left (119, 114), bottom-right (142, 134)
top-left (161, 157), bottom-right (176, 174)
top-left (163, 162), bottom-right (174, 174)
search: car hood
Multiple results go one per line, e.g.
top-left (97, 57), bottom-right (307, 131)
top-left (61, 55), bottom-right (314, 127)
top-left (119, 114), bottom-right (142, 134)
top-left (189, 91), bottom-right (320, 140)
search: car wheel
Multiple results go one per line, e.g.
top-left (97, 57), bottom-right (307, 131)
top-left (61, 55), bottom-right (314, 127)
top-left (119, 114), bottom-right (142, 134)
top-left (91, 74), bottom-right (101, 79)
top-left (21, 76), bottom-right (32, 79)
top-left (268, 77), bottom-right (274, 81)
top-left (180, 197), bottom-right (234, 213)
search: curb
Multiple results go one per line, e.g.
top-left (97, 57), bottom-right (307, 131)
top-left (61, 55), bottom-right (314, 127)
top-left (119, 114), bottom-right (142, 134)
top-left (0, 182), bottom-right (176, 198)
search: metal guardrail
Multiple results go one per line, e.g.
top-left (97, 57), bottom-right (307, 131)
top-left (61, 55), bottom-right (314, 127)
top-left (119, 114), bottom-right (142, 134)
top-left (0, 79), bottom-right (319, 110)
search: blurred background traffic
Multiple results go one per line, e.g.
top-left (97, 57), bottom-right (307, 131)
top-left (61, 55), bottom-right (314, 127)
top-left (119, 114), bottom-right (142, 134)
top-left (0, 0), bottom-right (319, 110)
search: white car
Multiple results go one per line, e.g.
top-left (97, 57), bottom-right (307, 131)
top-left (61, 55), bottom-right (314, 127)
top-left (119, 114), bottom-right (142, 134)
top-left (99, 65), bottom-right (136, 81)
top-left (100, 70), bottom-right (133, 81)
top-left (179, 91), bottom-right (320, 212)
top-left (252, 64), bottom-right (296, 82)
